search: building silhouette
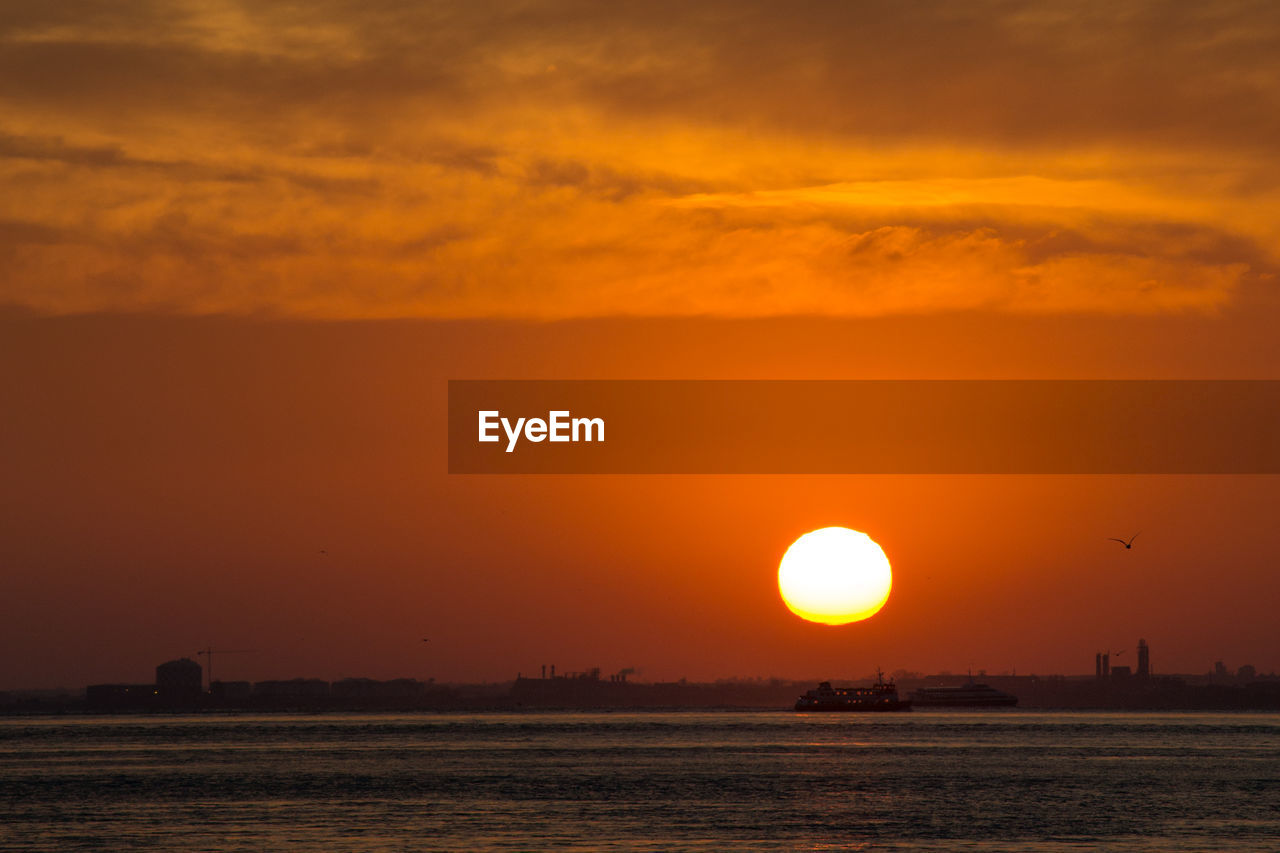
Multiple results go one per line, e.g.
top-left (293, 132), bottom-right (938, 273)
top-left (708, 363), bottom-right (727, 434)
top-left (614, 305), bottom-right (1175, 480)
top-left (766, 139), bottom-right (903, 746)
top-left (85, 683), bottom-right (153, 707)
top-left (252, 678), bottom-right (329, 698)
top-left (1097, 640), bottom-right (1151, 682)
top-left (155, 657), bottom-right (202, 703)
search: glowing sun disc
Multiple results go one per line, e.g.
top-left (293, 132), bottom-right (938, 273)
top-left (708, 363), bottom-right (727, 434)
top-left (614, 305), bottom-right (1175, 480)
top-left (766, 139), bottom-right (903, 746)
top-left (778, 527), bottom-right (892, 625)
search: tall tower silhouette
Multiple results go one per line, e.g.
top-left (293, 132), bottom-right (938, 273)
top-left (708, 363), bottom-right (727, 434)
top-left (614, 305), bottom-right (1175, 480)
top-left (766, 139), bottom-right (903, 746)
top-left (1137, 639), bottom-right (1150, 677)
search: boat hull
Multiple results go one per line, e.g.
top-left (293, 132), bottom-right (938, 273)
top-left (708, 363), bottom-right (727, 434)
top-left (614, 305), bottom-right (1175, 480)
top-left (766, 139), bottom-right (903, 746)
top-left (909, 696), bottom-right (1017, 708)
top-left (795, 699), bottom-right (912, 712)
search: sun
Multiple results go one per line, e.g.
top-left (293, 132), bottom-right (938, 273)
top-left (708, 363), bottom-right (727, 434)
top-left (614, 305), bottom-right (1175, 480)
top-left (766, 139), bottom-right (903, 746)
top-left (778, 527), bottom-right (892, 625)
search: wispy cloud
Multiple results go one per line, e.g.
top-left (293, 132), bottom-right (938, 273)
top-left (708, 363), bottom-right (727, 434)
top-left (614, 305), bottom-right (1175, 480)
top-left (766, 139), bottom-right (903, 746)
top-left (0, 0), bottom-right (1276, 317)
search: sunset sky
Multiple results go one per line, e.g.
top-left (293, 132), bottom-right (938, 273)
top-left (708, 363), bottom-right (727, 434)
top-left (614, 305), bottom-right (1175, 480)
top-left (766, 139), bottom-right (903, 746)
top-left (2, 1), bottom-right (1278, 689)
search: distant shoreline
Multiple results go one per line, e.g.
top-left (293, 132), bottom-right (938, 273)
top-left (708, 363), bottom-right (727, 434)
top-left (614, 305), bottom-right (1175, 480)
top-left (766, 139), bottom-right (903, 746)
top-left (6, 673), bottom-right (1280, 716)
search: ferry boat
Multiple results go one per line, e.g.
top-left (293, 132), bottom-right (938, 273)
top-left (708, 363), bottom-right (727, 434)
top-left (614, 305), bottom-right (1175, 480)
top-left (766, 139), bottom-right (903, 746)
top-left (907, 680), bottom-right (1018, 708)
top-left (794, 672), bottom-right (911, 712)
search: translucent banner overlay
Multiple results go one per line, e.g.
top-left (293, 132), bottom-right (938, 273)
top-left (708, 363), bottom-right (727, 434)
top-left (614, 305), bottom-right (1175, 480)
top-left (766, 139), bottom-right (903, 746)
top-left (448, 380), bottom-right (1280, 474)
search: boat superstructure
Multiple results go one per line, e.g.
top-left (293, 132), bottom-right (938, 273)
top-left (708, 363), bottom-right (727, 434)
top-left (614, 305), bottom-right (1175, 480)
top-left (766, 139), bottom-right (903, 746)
top-left (794, 671), bottom-right (911, 712)
top-left (907, 680), bottom-right (1018, 707)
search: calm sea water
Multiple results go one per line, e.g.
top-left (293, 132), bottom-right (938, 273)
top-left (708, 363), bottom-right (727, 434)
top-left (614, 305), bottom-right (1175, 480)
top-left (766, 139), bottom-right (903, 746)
top-left (1, 710), bottom-right (1277, 851)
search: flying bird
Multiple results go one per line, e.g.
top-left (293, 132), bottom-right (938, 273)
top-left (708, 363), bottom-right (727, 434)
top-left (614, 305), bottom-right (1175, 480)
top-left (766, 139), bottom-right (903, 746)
top-left (1108, 533), bottom-right (1139, 549)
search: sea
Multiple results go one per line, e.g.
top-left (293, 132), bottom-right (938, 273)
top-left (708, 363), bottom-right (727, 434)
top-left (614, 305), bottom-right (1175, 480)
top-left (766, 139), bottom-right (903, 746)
top-left (1, 710), bottom-right (1277, 851)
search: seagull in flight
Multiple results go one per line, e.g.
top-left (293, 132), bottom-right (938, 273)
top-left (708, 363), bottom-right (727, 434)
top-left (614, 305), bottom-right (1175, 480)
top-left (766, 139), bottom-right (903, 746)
top-left (1108, 533), bottom-right (1139, 549)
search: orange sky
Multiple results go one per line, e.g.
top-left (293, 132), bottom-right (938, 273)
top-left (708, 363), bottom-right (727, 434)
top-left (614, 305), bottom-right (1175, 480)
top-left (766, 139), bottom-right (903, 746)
top-left (2, 1), bottom-right (1279, 688)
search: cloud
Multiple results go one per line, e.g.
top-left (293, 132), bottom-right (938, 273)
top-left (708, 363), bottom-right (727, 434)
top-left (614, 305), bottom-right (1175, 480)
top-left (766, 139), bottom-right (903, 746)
top-left (0, 133), bottom-right (153, 168)
top-left (0, 0), bottom-right (1276, 318)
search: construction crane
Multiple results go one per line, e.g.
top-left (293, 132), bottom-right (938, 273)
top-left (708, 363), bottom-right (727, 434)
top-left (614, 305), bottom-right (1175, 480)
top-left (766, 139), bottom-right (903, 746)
top-left (196, 646), bottom-right (255, 692)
